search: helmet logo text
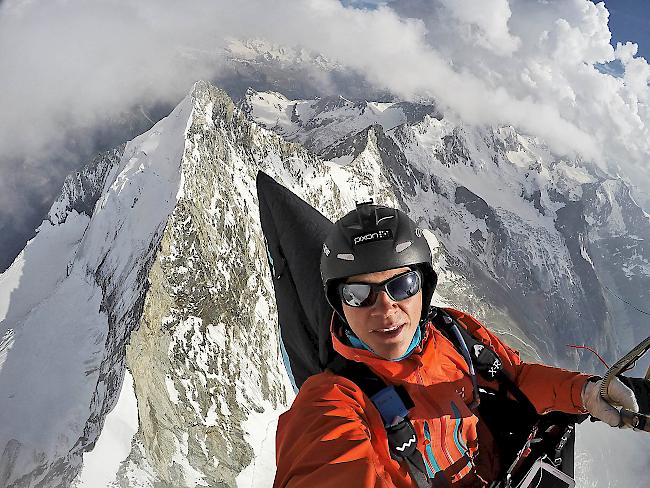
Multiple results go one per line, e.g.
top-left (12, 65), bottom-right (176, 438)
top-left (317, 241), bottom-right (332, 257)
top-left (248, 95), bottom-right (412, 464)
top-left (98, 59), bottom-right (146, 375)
top-left (353, 229), bottom-right (393, 246)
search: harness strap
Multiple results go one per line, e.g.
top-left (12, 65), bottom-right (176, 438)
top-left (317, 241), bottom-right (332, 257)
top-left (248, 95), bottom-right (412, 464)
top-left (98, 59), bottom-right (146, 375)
top-left (331, 360), bottom-right (432, 488)
top-left (432, 308), bottom-right (538, 419)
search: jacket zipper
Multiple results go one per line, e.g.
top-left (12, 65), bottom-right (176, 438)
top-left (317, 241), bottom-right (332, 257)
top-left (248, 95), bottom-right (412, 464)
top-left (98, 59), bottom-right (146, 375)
top-left (414, 359), bottom-right (456, 485)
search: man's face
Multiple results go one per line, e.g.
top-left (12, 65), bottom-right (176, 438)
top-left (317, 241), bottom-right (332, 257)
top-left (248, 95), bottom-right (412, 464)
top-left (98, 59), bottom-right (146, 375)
top-left (341, 266), bottom-right (423, 360)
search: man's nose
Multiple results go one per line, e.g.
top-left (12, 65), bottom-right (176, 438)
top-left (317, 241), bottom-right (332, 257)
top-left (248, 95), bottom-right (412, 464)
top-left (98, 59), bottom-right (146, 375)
top-left (371, 290), bottom-right (397, 313)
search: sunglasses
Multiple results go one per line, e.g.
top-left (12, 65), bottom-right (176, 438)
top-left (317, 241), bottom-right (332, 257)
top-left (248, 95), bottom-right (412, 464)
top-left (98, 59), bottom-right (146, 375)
top-left (338, 270), bottom-right (422, 308)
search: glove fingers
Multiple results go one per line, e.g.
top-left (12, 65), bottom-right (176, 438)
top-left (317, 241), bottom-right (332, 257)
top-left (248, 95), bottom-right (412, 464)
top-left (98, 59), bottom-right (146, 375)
top-left (596, 403), bottom-right (622, 427)
top-left (609, 378), bottom-right (640, 412)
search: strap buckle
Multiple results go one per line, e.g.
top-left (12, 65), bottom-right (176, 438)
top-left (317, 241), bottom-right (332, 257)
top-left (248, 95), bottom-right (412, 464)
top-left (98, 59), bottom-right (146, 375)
top-left (370, 385), bottom-right (414, 427)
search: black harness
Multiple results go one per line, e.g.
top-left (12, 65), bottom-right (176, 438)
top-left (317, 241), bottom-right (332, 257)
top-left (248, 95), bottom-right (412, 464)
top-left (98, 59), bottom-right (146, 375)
top-left (330, 307), bottom-right (583, 487)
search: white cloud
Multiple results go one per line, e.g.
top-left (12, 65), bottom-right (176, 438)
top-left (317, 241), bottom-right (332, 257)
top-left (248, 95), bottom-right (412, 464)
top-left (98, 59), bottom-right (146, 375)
top-left (438, 0), bottom-right (520, 55)
top-left (0, 0), bottom-right (649, 230)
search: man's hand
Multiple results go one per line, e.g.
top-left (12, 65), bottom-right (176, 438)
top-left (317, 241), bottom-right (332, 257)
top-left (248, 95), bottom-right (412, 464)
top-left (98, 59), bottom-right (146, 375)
top-left (581, 377), bottom-right (639, 427)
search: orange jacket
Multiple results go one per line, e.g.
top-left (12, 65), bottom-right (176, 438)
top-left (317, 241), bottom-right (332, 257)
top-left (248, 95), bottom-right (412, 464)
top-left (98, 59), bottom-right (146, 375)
top-left (274, 309), bottom-right (591, 487)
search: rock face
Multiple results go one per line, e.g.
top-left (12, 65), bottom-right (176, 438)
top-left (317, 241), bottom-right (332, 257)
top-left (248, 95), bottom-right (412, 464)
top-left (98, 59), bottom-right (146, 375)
top-left (1, 80), bottom-right (649, 488)
top-left (47, 147), bottom-right (125, 226)
top-left (119, 83), bottom-right (315, 487)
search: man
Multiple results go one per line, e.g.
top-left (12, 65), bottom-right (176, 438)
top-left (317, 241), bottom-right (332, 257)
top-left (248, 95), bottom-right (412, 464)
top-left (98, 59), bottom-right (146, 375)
top-left (273, 203), bottom-right (638, 487)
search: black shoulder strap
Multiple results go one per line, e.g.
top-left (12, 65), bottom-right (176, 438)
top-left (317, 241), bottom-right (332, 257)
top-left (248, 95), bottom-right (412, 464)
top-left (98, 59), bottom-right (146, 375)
top-left (331, 360), bottom-right (432, 488)
top-left (431, 307), bottom-right (538, 418)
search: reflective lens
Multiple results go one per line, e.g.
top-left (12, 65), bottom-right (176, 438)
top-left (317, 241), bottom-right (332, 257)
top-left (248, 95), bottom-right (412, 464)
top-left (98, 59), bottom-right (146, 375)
top-left (339, 270), bottom-right (421, 308)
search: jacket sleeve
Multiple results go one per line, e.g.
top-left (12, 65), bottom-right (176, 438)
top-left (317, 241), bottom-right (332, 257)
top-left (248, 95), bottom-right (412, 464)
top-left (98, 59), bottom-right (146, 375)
top-left (273, 374), bottom-right (397, 488)
top-left (452, 310), bottom-right (591, 415)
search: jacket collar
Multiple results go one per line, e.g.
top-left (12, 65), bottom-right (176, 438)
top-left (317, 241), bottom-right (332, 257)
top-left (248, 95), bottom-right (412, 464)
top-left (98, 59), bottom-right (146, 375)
top-left (330, 315), bottom-right (439, 381)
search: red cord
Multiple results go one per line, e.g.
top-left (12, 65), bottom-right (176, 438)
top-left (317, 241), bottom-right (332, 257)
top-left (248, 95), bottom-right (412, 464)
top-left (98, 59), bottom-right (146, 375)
top-left (567, 344), bottom-right (610, 369)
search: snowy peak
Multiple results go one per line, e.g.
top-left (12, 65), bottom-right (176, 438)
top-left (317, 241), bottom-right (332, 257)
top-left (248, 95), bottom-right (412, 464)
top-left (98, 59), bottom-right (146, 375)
top-left (48, 146), bottom-right (124, 225)
top-left (320, 124), bottom-right (382, 164)
top-left (243, 88), bottom-right (442, 153)
top-left (223, 38), bottom-right (334, 69)
top-left (0, 84), bottom-right (198, 488)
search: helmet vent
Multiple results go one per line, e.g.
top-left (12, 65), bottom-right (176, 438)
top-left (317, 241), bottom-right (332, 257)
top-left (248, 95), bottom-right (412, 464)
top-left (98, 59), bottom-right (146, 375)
top-left (337, 253), bottom-right (355, 261)
top-left (395, 241), bottom-right (412, 253)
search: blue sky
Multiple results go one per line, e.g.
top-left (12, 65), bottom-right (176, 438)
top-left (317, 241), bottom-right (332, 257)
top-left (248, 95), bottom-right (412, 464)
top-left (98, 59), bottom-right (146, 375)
top-left (596, 0), bottom-right (650, 60)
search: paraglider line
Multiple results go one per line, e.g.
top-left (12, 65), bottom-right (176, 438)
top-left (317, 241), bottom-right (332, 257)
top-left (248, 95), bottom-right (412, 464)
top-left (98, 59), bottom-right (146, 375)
top-left (603, 285), bottom-right (649, 316)
top-left (567, 344), bottom-right (610, 369)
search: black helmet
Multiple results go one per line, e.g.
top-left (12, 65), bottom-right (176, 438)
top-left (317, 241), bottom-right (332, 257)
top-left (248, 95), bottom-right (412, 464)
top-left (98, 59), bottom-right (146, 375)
top-left (321, 202), bottom-right (437, 323)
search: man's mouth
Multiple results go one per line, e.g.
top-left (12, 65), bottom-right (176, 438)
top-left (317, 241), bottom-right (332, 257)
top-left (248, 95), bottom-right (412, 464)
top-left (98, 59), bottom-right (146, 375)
top-left (372, 323), bottom-right (405, 335)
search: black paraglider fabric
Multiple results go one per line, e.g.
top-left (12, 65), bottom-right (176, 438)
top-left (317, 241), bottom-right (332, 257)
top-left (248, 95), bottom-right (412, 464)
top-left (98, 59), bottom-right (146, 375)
top-left (256, 172), bottom-right (337, 388)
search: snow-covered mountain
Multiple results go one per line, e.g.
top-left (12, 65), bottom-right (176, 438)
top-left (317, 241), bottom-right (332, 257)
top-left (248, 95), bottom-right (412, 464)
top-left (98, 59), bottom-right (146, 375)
top-left (242, 89), bottom-right (442, 153)
top-left (216, 38), bottom-right (390, 102)
top-left (0, 80), bottom-right (648, 488)
top-left (245, 88), bottom-right (650, 364)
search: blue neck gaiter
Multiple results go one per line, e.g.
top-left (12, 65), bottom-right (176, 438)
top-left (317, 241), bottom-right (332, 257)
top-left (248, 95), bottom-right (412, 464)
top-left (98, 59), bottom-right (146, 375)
top-left (344, 325), bottom-right (422, 362)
